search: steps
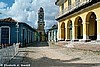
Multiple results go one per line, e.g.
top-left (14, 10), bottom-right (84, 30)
top-left (54, 41), bottom-right (100, 51)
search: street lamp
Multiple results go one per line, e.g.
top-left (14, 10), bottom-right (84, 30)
top-left (16, 22), bottom-right (19, 43)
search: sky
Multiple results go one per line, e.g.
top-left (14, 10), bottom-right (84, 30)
top-left (0, 0), bottom-right (58, 30)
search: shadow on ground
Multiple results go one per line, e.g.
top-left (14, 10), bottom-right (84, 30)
top-left (19, 50), bottom-right (36, 53)
top-left (31, 42), bottom-right (49, 47)
top-left (20, 42), bottom-right (49, 48)
top-left (23, 56), bottom-right (100, 67)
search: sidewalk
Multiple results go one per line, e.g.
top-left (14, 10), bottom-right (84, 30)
top-left (8, 52), bottom-right (26, 64)
top-left (4, 48), bottom-right (29, 67)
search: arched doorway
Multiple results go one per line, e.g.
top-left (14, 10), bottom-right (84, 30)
top-left (67, 20), bottom-right (72, 40)
top-left (86, 12), bottom-right (97, 40)
top-left (74, 16), bottom-right (83, 39)
top-left (61, 22), bottom-right (65, 40)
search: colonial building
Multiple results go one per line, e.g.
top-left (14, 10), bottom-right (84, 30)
top-left (0, 17), bottom-right (38, 46)
top-left (55, 0), bottom-right (100, 42)
top-left (48, 24), bottom-right (58, 42)
top-left (37, 7), bottom-right (46, 42)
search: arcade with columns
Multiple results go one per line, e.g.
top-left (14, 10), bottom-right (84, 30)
top-left (56, 0), bottom-right (100, 42)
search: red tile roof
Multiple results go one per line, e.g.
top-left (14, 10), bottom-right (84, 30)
top-left (0, 17), bottom-right (17, 22)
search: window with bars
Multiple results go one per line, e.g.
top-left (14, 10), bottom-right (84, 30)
top-left (75, 0), bottom-right (80, 6)
top-left (68, 0), bottom-right (72, 10)
top-left (61, 3), bottom-right (64, 13)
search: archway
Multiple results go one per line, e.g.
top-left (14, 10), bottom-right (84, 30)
top-left (61, 22), bottom-right (65, 40)
top-left (74, 16), bottom-right (83, 39)
top-left (86, 12), bottom-right (97, 40)
top-left (67, 20), bottom-right (72, 40)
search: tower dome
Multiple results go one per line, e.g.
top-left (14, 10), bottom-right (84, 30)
top-left (38, 7), bottom-right (44, 13)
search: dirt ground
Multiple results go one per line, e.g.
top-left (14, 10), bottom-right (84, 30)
top-left (17, 45), bottom-right (100, 67)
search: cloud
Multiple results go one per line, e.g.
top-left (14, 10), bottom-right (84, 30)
top-left (0, 2), bottom-right (7, 8)
top-left (0, 0), bottom-right (58, 29)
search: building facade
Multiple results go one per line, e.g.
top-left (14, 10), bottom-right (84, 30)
top-left (55, 0), bottom-right (100, 42)
top-left (0, 18), bottom-right (38, 46)
top-left (48, 25), bottom-right (58, 42)
top-left (37, 7), bottom-right (46, 42)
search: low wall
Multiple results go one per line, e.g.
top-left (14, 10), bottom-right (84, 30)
top-left (0, 43), bottom-right (19, 64)
top-left (73, 42), bottom-right (100, 51)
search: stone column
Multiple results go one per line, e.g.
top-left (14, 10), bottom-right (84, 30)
top-left (65, 27), bottom-right (68, 40)
top-left (65, 25), bottom-right (71, 41)
top-left (72, 25), bottom-right (79, 41)
top-left (82, 22), bottom-right (89, 41)
top-left (72, 25), bottom-right (75, 41)
top-left (61, 28), bottom-right (63, 40)
top-left (57, 22), bottom-right (61, 40)
top-left (97, 18), bottom-right (100, 41)
top-left (48, 32), bottom-right (50, 41)
top-left (51, 31), bottom-right (53, 41)
top-left (75, 25), bottom-right (78, 40)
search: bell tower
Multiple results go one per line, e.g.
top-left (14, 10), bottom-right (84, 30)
top-left (38, 7), bottom-right (45, 30)
top-left (37, 7), bottom-right (45, 41)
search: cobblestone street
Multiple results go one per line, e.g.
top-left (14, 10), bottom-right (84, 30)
top-left (8, 43), bottom-right (100, 67)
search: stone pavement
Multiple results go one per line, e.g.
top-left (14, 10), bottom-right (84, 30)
top-left (7, 44), bottom-right (100, 67)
